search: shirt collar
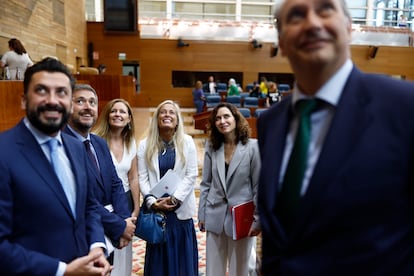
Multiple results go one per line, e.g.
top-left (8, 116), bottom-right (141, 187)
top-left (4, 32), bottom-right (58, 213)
top-left (23, 117), bottom-right (63, 145)
top-left (292, 59), bottom-right (353, 107)
top-left (66, 125), bottom-right (91, 142)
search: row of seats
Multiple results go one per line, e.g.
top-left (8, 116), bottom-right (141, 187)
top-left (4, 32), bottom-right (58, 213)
top-left (238, 107), bottom-right (267, 118)
top-left (215, 83), bottom-right (291, 94)
top-left (205, 95), bottom-right (262, 109)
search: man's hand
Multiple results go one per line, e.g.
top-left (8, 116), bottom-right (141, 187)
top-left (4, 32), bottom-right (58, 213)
top-left (122, 217), bottom-right (136, 241)
top-left (118, 236), bottom-right (130, 249)
top-left (65, 247), bottom-right (112, 276)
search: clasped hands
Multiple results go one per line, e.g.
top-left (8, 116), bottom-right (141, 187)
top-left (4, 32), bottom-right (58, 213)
top-left (118, 216), bottom-right (137, 248)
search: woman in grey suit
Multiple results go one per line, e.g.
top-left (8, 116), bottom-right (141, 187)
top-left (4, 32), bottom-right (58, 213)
top-left (198, 102), bottom-right (261, 276)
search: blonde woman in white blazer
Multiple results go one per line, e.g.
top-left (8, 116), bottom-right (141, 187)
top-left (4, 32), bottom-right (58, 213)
top-left (198, 102), bottom-right (261, 276)
top-left (137, 100), bottom-right (198, 276)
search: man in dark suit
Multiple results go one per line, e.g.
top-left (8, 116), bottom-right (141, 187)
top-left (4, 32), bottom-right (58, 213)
top-left (0, 58), bottom-right (111, 275)
top-left (257, 0), bottom-right (414, 275)
top-left (203, 75), bottom-right (217, 94)
top-left (63, 84), bottom-right (136, 258)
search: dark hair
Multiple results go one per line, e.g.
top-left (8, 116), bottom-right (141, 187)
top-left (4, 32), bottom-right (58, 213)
top-left (208, 102), bottom-right (251, 150)
top-left (23, 57), bottom-right (75, 94)
top-left (74, 83), bottom-right (98, 97)
top-left (8, 38), bottom-right (27, 55)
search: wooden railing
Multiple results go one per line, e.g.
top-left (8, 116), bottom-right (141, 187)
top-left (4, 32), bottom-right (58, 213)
top-left (0, 81), bottom-right (25, 132)
top-left (0, 75), bottom-right (136, 132)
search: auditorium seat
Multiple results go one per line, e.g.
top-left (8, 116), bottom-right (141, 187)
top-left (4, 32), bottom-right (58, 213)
top-left (239, 108), bottom-right (251, 118)
top-left (226, 95), bottom-right (241, 107)
top-left (205, 95), bottom-right (221, 110)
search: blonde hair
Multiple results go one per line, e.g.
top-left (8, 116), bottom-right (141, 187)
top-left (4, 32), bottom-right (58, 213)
top-left (92, 98), bottom-right (135, 152)
top-left (144, 100), bottom-right (186, 172)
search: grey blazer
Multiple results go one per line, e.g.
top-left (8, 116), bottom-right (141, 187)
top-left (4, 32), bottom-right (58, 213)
top-left (198, 138), bottom-right (261, 237)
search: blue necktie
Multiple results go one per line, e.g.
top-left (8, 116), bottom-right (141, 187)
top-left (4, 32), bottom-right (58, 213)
top-left (47, 138), bottom-right (76, 216)
top-left (278, 99), bottom-right (318, 232)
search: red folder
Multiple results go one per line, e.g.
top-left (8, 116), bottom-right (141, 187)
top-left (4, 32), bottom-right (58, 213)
top-left (231, 200), bottom-right (255, 240)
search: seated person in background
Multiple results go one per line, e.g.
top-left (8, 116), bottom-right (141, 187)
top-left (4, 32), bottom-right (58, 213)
top-left (266, 81), bottom-right (280, 107)
top-left (0, 38), bottom-right (33, 80)
top-left (192, 80), bottom-right (206, 114)
top-left (259, 76), bottom-right (268, 96)
top-left (227, 78), bottom-right (241, 96)
top-left (203, 75), bottom-right (217, 94)
top-left (249, 81), bottom-right (262, 97)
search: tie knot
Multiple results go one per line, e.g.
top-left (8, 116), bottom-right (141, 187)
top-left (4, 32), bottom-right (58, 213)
top-left (47, 138), bottom-right (59, 152)
top-left (83, 139), bottom-right (91, 149)
top-left (296, 99), bottom-right (318, 117)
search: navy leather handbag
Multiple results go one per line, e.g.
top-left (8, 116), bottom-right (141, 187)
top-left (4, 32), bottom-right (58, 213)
top-left (135, 195), bottom-right (166, 244)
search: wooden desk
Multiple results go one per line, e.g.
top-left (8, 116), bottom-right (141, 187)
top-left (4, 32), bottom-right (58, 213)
top-left (0, 81), bottom-right (25, 131)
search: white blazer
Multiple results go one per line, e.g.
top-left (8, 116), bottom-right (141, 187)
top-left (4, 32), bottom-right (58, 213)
top-left (137, 134), bottom-right (198, 220)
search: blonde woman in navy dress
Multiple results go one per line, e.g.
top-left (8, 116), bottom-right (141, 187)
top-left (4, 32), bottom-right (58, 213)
top-left (137, 100), bottom-right (199, 276)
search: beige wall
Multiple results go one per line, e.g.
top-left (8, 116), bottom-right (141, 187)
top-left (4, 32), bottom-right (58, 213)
top-left (0, 0), bottom-right (87, 70)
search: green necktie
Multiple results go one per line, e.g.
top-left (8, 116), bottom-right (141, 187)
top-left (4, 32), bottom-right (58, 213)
top-left (278, 99), bottom-right (318, 232)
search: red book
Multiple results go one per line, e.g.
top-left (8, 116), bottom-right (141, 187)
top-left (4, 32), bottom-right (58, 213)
top-left (231, 200), bottom-right (255, 240)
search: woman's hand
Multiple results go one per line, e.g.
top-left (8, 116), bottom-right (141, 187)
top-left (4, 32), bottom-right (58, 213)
top-left (152, 196), bottom-right (176, 212)
top-left (198, 221), bottom-right (206, 232)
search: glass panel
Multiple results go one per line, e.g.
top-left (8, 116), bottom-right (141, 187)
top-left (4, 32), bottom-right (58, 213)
top-left (204, 3), bottom-right (236, 20)
top-left (174, 3), bottom-right (203, 19)
top-left (241, 5), bottom-right (273, 22)
top-left (139, 1), bottom-right (166, 17)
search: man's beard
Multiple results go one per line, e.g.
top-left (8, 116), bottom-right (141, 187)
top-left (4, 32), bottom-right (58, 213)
top-left (71, 116), bottom-right (95, 134)
top-left (26, 104), bottom-right (70, 135)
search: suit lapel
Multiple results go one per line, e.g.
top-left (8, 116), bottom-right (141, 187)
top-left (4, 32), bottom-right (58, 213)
top-left (297, 68), bottom-right (373, 233)
top-left (88, 136), bottom-right (105, 190)
top-left (213, 145), bottom-right (227, 193)
top-left (17, 123), bottom-right (74, 218)
top-left (64, 128), bottom-right (104, 190)
top-left (226, 142), bottom-right (245, 184)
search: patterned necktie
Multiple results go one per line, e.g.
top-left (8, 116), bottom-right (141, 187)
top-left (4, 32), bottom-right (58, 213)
top-left (278, 99), bottom-right (318, 232)
top-left (47, 138), bottom-right (76, 216)
top-left (84, 140), bottom-right (100, 172)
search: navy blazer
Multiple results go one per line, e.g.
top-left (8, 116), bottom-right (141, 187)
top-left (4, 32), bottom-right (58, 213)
top-left (257, 67), bottom-right (414, 275)
top-left (0, 120), bottom-right (105, 275)
top-left (63, 127), bottom-right (129, 243)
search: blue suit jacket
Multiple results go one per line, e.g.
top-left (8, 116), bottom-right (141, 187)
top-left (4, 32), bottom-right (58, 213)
top-left (63, 127), bottom-right (129, 243)
top-left (0, 120), bottom-right (105, 275)
top-left (257, 67), bottom-right (414, 275)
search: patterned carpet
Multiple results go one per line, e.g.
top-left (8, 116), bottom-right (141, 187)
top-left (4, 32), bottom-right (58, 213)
top-left (130, 196), bottom-right (207, 276)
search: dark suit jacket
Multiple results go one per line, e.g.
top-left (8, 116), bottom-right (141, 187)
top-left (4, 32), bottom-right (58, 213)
top-left (203, 82), bottom-right (217, 93)
top-left (63, 127), bottom-right (129, 243)
top-left (0, 120), bottom-right (105, 275)
top-left (257, 67), bottom-right (414, 275)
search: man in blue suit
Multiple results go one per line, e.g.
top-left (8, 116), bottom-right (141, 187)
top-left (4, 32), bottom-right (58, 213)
top-left (257, 0), bottom-right (414, 275)
top-left (63, 84), bottom-right (136, 258)
top-left (0, 58), bottom-right (111, 275)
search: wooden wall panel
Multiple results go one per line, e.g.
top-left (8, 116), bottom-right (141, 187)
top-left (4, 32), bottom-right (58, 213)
top-left (0, 0), bottom-right (87, 69)
top-left (0, 81), bottom-right (25, 131)
top-left (88, 22), bottom-right (414, 108)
